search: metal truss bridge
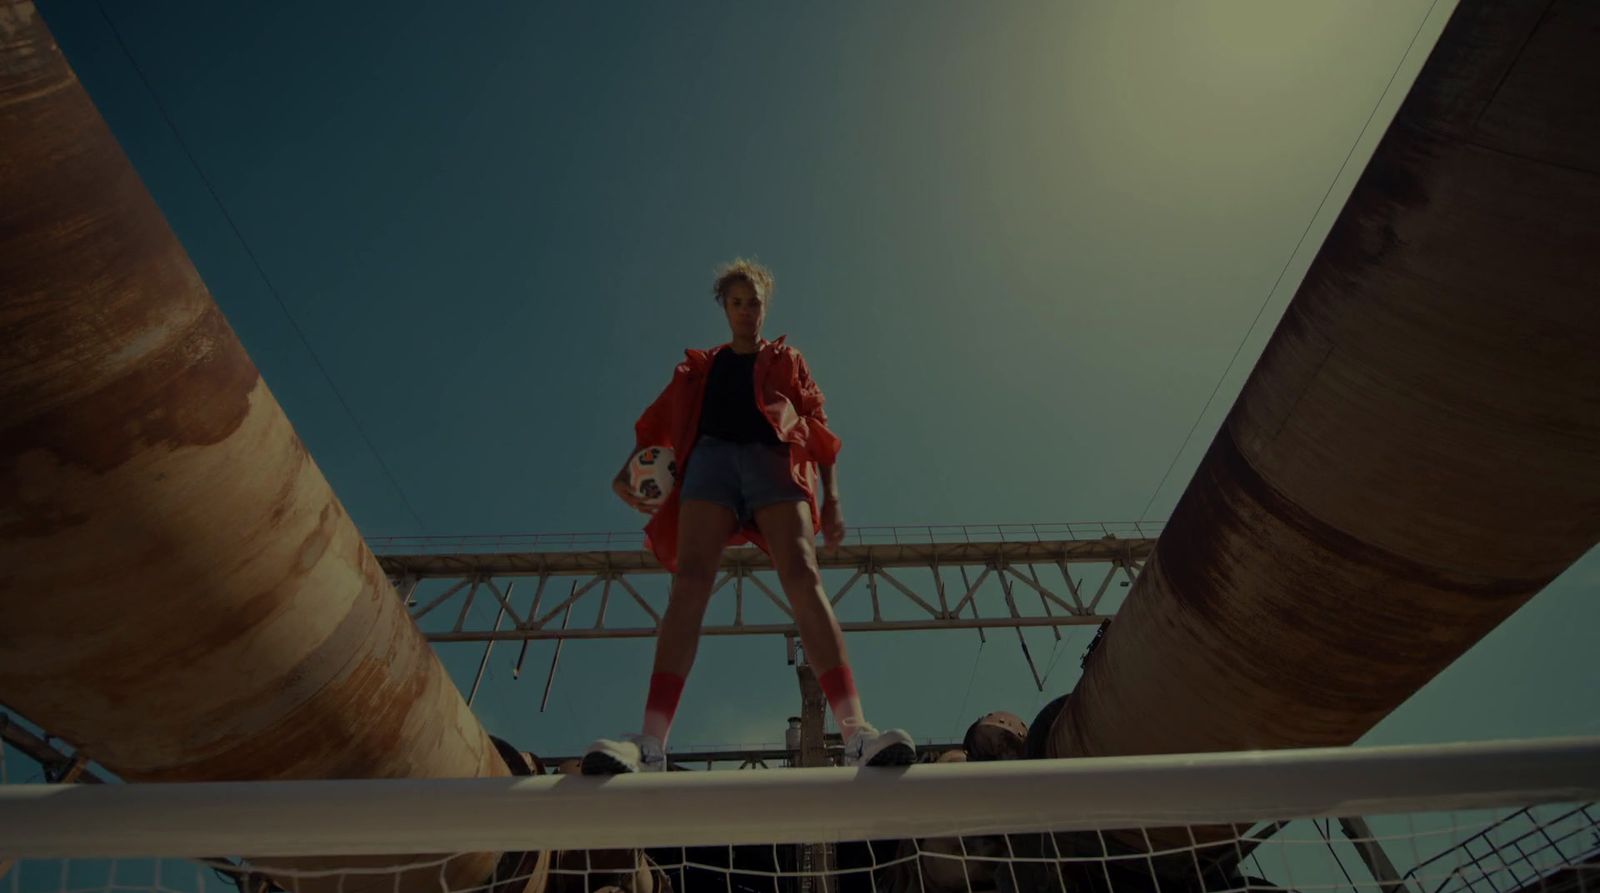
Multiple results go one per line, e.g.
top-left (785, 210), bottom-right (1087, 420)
top-left (372, 521), bottom-right (1159, 700)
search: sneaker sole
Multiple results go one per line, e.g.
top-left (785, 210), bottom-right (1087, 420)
top-left (580, 751), bottom-right (635, 776)
top-left (865, 740), bottom-right (917, 767)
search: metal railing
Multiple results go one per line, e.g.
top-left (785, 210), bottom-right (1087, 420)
top-left (1401, 803), bottom-right (1600, 893)
top-left (366, 520), bottom-right (1164, 556)
top-left (4, 737), bottom-right (1596, 858)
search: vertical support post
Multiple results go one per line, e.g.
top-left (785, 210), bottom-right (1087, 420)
top-left (796, 659), bottom-right (835, 892)
top-left (958, 564), bottom-right (987, 644)
top-left (998, 567), bottom-right (1044, 691)
top-left (512, 575), bottom-right (547, 679)
top-left (593, 575), bottom-right (612, 629)
top-left (467, 582), bottom-right (513, 706)
top-left (452, 577), bottom-right (482, 633)
top-left (1056, 559), bottom-right (1087, 614)
top-left (867, 562), bottom-right (882, 622)
top-left (1029, 564), bottom-right (1061, 641)
top-left (539, 582), bottom-right (578, 713)
top-left (796, 665), bottom-right (829, 768)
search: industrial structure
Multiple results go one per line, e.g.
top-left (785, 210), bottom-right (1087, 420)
top-left (2, 0), bottom-right (1597, 891)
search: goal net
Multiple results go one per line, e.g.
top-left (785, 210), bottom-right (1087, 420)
top-left (2, 737), bottom-right (1596, 893)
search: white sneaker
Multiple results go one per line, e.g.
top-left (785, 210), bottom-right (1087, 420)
top-left (581, 733), bottom-right (667, 775)
top-left (841, 724), bottom-right (916, 768)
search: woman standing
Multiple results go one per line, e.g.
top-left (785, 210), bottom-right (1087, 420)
top-left (584, 259), bottom-right (915, 773)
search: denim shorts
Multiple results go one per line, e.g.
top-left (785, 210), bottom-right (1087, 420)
top-left (680, 434), bottom-right (808, 526)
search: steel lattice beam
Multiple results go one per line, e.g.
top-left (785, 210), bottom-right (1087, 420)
top-left (377, 534), bottom-right (1154, 579)
top-left (380, 531), bottom-right (1155, 646)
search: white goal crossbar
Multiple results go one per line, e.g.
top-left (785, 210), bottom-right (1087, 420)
top-left (2, 736), bottom-right (1597, 858)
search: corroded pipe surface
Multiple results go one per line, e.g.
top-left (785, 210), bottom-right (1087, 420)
top-left (1050, 0), bottom-right (1599, 790)
top-left (0, 3), bottom-right (508, 889)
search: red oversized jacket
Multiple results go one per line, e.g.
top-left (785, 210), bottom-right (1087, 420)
top-left (633, 336), bottom-right (842, 572)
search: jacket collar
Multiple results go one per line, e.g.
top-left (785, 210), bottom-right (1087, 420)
top-left (721, 334), bottom-right (785, 355)
top-left (697, 334), bottom-right (786, 366)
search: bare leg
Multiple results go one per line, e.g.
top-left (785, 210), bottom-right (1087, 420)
top-left (752, 498), bottom-right (880, 744)
top-left (753, 499), bottom-right (849, 673)
top-left (637, 497), bottom-right (739, 748)
top-left (755, 500), bottom-right (915, 766)
top-left (583, 499), bottom-right (740, 773)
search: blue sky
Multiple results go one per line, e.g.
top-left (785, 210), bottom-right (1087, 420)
top-left (17, 0), bottom-right (1598, 783)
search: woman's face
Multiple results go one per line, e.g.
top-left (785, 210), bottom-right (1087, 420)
top-left (721, 279), bottom-right (765, 341)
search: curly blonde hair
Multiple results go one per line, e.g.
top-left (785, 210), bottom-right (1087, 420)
top-left (711, 258), bottom-right (776, 306)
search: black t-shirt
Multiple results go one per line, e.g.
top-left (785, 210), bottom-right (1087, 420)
top-left (698, 348), bottom-right (783, 444)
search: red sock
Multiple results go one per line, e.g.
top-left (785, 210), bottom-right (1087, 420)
top-left (817, 665), bottom-right (868, 740)
top-left (642, 672), bottom-right (685, 744)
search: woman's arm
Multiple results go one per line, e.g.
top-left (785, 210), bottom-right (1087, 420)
top-left (819, 462), bottom-right (841, 505)
top-left (818, 461), bottom-right (846, 547)
top-left (791, 351), bottom-right (841, 466)
top-left (791, 349), bottom-right (846, 546)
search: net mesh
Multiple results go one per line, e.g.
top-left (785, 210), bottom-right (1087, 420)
top-left (4, 801), bottom-right (1596, 893)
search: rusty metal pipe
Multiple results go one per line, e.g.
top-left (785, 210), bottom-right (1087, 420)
top-left (0, 3), bottom-right (509, 889)
top-left (1047, 0), bottom-right (1600, 863)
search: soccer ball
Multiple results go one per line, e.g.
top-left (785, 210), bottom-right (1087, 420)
top-left (627, 446), bottom-right (678, 507)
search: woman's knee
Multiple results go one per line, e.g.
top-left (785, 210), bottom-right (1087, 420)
top-left (775, 548), bottom-right (823, 592)
top-left (765, 522), bottom-right (818, 579)
top-left (671, 560), bottom-right (721, 599)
